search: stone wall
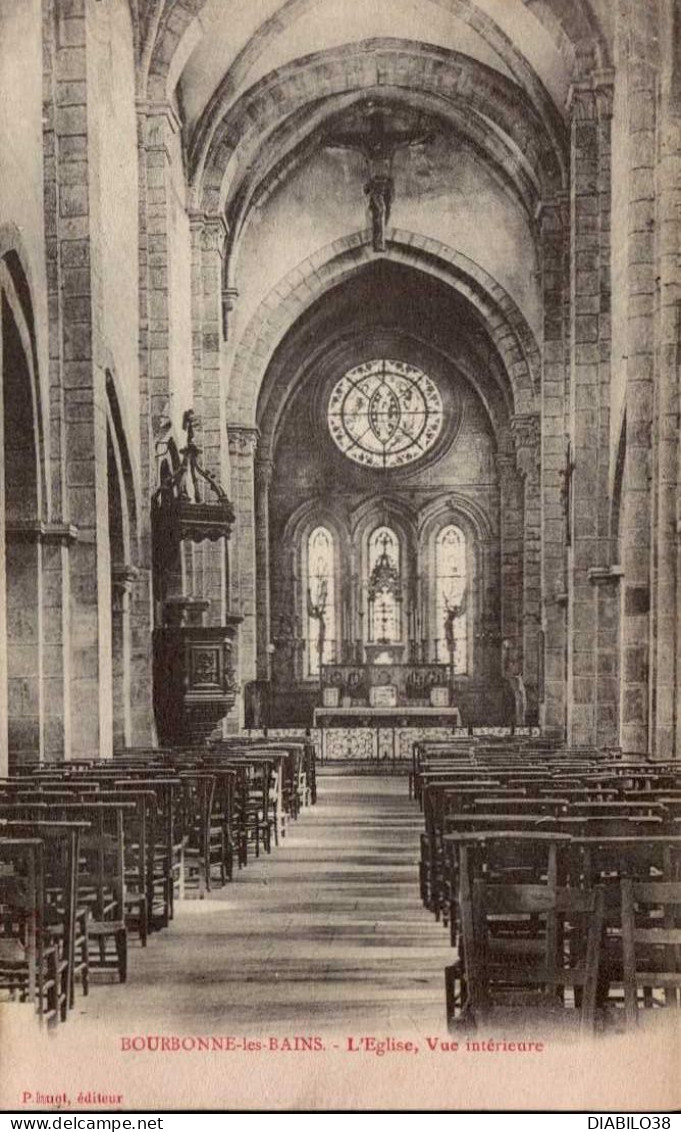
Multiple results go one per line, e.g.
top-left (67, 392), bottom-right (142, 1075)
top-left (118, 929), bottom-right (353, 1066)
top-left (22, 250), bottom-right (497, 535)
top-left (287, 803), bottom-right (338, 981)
top-left (1, 0), bottom-right (680, 762)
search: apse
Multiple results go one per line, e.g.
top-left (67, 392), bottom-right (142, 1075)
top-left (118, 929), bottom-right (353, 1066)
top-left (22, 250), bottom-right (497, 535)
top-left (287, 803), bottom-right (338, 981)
top-left (252, 260), bottom-right (534, 729)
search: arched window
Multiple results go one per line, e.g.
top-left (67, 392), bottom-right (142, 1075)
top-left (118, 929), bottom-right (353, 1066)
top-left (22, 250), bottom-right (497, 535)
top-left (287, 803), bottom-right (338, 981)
top-left (306, 526), bottom-right (336, 677)
top-left (435, 525), bottom-right (467, 672)
top-left (367, 526), bottom-right (402, 644)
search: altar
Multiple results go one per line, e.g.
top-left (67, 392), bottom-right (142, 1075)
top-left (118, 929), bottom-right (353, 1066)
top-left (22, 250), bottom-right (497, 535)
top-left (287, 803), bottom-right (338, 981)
top-left (313, 704), bottom-right (464, 763)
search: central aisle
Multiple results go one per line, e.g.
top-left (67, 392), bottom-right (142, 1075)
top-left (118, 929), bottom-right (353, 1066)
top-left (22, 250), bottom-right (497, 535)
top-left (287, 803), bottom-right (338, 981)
top-left (85, 775), bottom-right (454, 1035)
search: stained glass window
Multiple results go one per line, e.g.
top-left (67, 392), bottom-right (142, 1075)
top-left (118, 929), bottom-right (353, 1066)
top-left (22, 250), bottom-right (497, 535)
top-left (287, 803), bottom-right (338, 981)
top-left (435, 525), bottom-right (467, 673)
top-left (306, 526), bottom-right (335, 677)
top-left (328, 359), bottom-right (443, 469)
top-left (367, 526), bottom-right (401, 643)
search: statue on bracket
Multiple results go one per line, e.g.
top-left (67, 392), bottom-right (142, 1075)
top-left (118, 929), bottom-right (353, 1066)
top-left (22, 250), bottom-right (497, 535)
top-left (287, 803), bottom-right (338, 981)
top-left (307, 574), bottom-right (328, 678)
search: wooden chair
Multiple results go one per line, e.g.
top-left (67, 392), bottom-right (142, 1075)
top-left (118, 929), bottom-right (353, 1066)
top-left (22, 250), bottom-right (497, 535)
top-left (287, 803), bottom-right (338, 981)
top-left (55, 803), bottom-right (128, 984)
top-left (446, 880), bottom-right (606, 1036)
top-left (621, 878), bottom-right (681, 1025)
top-left (0, 837), bottom-right (62, 1026)
top-left (0, 815), bottom-right (86, 1013)
top-left (179, 773), bottom-right (224, 895)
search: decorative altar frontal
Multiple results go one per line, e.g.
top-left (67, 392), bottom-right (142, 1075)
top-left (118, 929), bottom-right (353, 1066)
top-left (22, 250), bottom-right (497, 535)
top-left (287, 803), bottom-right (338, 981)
top-left (313, 705), bottom-right (463, 763)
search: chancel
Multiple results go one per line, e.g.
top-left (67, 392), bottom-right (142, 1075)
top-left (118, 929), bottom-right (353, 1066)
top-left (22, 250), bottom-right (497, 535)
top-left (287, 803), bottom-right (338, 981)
top-left (1, 0), bottom-right (681, 1101)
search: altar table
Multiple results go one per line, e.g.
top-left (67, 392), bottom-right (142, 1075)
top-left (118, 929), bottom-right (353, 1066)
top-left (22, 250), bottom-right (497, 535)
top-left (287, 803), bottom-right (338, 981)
top-left (313, 706), bottom-right (463, 764)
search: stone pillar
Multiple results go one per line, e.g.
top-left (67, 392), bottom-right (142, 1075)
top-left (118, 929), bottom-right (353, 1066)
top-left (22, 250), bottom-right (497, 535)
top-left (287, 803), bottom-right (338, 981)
top-left (617, 1), bottom-right (659, 753)
top-left (5, 527), bottom-right (43, 769)
top-left (512, 414), bottom-right (542, 715)
top-left (41, 524), bottom-right (78, 762)
top-left (111, 564), bottom-right (138, 750)
top-left (538, 195), bottom-right (570, 736)
top-left (227, 426), bottom-right (259, 724)
top-left (46, 0), bottom-right (113, 759)
top-left (655, 0), bottom-right (681, 758)
top-left (129, 565), bottom-right (155, 746)
top-left (496, 448), bottom-right (524, 677)
top-left (188, 212), bottom-right (229, 627)
top-left (566, 74), bottom-right (614, 747)
top-left (255, 454), bottom-right (274, 682)
top-left (134, 99), bottom-right (186, 747)
top-left (589, 565), bottom-right (623, 747)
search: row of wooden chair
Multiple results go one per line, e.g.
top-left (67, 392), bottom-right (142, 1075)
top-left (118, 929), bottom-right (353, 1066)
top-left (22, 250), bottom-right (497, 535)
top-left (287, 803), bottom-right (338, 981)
top-left (412, 739), bottom-right (681, 1034)
top-left (0, 737), bottom-right (316, 1027)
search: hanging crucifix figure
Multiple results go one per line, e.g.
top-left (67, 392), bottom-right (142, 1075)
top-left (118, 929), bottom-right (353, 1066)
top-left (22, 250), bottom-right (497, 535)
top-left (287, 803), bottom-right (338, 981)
top-left (326, 103), bottom-right (433, 253)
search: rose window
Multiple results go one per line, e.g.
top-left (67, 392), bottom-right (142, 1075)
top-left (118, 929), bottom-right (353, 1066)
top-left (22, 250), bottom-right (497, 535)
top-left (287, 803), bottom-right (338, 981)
top-left (327, 359), bottom-right (443, 469)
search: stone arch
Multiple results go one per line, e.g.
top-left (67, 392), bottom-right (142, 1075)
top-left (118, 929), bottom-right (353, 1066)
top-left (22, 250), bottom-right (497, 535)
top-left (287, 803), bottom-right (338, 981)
top-left (418, 493), bottom-right (495, 546)
top-left (0, 246), bottom-right (48, 773)
top-left (106, 373), bottom-right (138, 749)
top-left (224, 85), bottom-right (543, 278)
top-left (188, 0), bottom-right (576, 141)
top-left (150, 0), bottom-right (609, 133)
top-left (350, 495), bottom-right (418, 547)
top-left (611, 413), bottom-right (626, 561)
top-left (0, 234), bottom-right (48, 522)
top-left (229, 231), bottom-right (540, 429)
top-left (275, 497), bottom-right (349, 680)
top-left (416, 493), bottom-right (495, 676)
top-left (194, 40), bottom-right (567, 212)
top-left (257, 312), bottom-right (516, 477)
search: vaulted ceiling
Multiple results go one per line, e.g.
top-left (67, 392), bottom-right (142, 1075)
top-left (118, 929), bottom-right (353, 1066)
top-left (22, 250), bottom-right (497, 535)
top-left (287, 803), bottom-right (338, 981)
top-left (141, 0), bottom-right (612, 218)
top-left (135, 0), bottom-right (611, 426)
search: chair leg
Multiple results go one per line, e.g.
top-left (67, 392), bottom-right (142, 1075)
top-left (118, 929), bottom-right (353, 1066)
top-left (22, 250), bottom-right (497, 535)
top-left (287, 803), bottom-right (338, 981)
top-left (115, 929), bottom-right (128, 984)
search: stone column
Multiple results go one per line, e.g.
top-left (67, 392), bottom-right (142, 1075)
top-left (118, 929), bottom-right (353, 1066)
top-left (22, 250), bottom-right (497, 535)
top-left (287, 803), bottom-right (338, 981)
top-left (227, 426), bottom-right (259, 724)
top-left (617, 1), bottom-right (659, 754)
top-left (111, 564), bottom-right (139, 750)
top-left (134, 98), bottom-right (185, 746)
top-left (512, 413), bottom-right (542, 715)
top-left (496, 448), bottom-right (524, 677)
top-left (46, 0), bottom-right (113, 759)
top-left (566, 74), bottom-right (614, 747)
top-left (537, 195), bottom-right (570, 736)
top-left (4, 526), bottom-right (44, 769)
top-left (189, 212), bottom-right (230, 627)
top-left (589, 565), bottom-right (623, 747)
top-left (655, 0), bottom-right (681, 758)
top-left (41, 523), bottom-right (78, 762)
top-left (129, 565), bottom-right (155, 745)
top-left (255, 453), bottom-right (274, 682)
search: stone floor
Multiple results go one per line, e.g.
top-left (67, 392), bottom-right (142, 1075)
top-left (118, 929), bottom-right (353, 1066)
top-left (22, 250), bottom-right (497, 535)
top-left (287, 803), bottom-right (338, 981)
top-left (5, 775), bottom-right (677, 1111)
top-left (83, 774), bottom-right (454, 1035)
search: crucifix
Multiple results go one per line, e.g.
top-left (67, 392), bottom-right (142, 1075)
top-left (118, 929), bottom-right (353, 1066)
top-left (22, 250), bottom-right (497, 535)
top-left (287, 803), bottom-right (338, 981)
top-left (326, 104), bottom-right (433, 252)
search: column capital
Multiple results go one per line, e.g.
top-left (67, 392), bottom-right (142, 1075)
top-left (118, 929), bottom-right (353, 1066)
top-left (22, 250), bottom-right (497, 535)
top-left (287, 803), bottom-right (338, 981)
top-left (228, 425), bottom-right (259, 458)
top-left (567, 70), bottom-right (615, 121)
top-left (588, 564), bottom-right (624, 586)
top-left (136, 99), bottom-right (182, 136)
top-left (535, 192), bottom-right (570, 231)
top-left (6, 520), bottom-right (79, 546)
top-left (494, 449), bottom-right (519, 479)
top-left (112, 564), bottom-right (140, 611)
top-left (187, 211), bottom-right (228, 252)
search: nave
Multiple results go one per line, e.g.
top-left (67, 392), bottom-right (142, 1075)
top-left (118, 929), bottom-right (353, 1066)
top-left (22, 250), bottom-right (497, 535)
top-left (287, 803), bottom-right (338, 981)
top-left (83, 776), bottom-right (453, 1036)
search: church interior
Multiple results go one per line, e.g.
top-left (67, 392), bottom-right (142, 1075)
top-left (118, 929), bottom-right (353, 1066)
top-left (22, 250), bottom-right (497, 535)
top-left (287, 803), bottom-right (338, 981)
top-left (1, 0), bottom-right (681, 1101)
